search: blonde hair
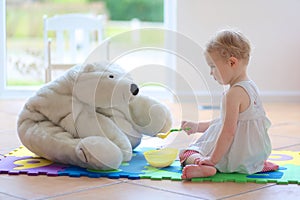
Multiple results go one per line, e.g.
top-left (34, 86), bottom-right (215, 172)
top-left (205, 29), bottom-right (251, 64)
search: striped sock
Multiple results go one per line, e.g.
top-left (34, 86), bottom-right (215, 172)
top-left (261, 161), bottom-right (279, 172)
top-left (179, 150), bottom-right (200, 166)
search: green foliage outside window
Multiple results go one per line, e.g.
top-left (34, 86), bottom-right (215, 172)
top-left (90, 0), bottom-right (164, 22)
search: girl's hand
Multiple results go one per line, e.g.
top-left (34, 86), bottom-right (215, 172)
top-left (181, 121), bottom-right (211, 135)
top-left (181, 121), bottom-right (199, 135)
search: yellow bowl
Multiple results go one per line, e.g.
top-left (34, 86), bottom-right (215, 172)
top-left (143, 148), bottom-right (178, 168)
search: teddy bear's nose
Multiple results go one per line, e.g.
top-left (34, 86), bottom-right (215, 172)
top-left (130, 84), bottom-right (139, 96)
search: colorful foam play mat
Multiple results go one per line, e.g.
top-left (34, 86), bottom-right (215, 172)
top-left (1, 146), bottom-right (300, 184)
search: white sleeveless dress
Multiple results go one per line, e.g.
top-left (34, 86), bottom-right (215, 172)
top-left (184, 80), bottom-right (272, 174)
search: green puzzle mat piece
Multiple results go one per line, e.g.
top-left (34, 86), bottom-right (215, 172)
top-left (139, 164), bottom-right (300, 184)
top-left (140, 162), bottom-right (182, 181)
top-left (191, 165), bottom-right (300, 184)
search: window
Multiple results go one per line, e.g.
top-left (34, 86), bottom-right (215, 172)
top-left (1, 0), bottom-right (175, 99)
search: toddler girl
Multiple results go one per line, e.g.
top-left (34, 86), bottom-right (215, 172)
top-left (180, 29), bottom-right (278, 179)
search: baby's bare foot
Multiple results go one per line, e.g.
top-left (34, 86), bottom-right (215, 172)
top-left (181, 164), bottom-right (217, 179)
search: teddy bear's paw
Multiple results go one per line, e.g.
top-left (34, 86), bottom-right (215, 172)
top-left (75, 136), bottom-right (124, 170)
top-left (121, 149), bottom-right (133, 162)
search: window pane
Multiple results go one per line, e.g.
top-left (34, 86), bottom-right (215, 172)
top-left (6, 0), bottom-right (163, 87)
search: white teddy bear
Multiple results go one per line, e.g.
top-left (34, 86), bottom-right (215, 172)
top-left (17, 62), bottom-right (172, 170)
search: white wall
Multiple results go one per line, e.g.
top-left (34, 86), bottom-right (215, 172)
top-left (175, 0), bottom-right (300, 102)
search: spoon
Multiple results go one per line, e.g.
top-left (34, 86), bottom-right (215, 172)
top-left (156, 128), bottom-right (191, 139)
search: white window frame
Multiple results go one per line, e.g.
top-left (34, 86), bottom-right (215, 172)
top-left (0, 0), bottom-right (6, 97)
top-left (163, 0), bottom-right (177, 90)
top-left (0, 0), bottom-right (35, 98)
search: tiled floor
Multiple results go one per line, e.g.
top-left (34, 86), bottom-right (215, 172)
top-left (0, 99), bottom-right (299, 200)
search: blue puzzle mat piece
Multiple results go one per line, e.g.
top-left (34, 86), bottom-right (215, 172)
top-left (58, 148), bottom-right (182, 180)
top-left (59, 165), bottom-right (140, 179)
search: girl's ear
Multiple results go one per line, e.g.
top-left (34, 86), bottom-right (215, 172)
top-left (228, 56), bottom-right (238, 67)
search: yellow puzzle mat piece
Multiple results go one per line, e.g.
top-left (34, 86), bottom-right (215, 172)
top-left (268, 150), bottom-right (300, 166)
top-left (5, 146), bottom-right (37, 157)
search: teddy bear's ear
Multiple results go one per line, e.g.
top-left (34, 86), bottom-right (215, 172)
top-left (82, 63), bottom-right (96, 72)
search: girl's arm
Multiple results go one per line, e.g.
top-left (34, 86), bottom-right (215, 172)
top-left (197, 121), bottom-right (211, 132)
top-left (181, 120), bottom-right (211, 135)
top-left (205, 86), bottom-right (249, 165)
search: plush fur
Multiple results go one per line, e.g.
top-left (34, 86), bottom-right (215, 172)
top-left (17, 62), bottom-right (172, 170)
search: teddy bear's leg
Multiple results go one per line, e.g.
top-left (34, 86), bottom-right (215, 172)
top-left (75, 111), bottom-right (133, 162)
top-left (18, 118), bottom-right (123, 170)
top-left (18, 119), bottom-right (86, 167)
top-left (75, 136), bottom-right (124, 170)
top-left (112, 116), bottom-right (142, 149)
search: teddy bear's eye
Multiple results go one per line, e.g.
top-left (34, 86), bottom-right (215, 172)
top-left (108, 74), bottom-right (114, 79)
